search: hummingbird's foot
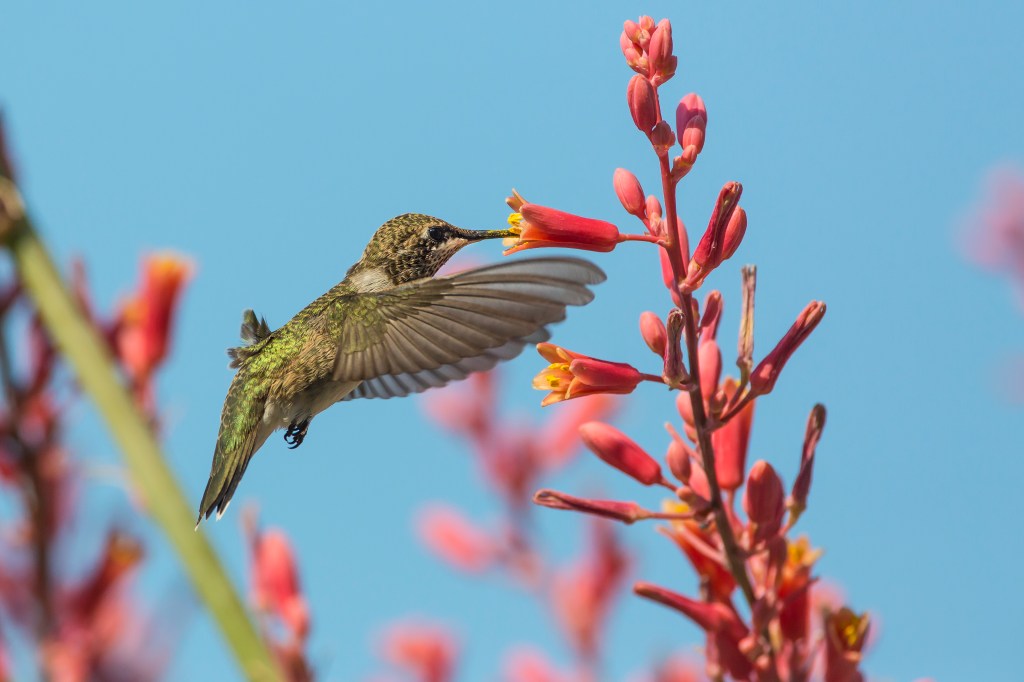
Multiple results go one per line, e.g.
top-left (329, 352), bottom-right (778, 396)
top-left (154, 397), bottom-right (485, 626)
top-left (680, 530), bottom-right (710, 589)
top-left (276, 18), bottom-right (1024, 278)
top-left (283, 418), bottom-right (310, 449)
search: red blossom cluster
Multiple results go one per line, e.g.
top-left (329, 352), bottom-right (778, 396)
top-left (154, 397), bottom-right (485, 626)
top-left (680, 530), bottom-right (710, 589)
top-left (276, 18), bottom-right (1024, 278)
top-left (494, 14), bottom-right (876, 682)
top-left (0, 256), bottom-right (190, 681)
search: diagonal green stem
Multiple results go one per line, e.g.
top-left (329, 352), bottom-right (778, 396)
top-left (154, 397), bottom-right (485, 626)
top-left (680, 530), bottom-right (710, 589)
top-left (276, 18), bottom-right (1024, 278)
top-left (0, 185), bottom-right (281, 681)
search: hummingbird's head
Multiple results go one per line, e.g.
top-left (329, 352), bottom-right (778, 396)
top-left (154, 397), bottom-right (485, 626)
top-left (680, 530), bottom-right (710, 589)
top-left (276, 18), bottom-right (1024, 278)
top-left (348, 213), bottom-right (514, 289)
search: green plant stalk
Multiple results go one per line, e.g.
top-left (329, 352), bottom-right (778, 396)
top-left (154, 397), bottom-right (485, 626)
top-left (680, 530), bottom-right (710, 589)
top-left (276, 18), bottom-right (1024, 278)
top-left (1, 208), bottom-right (280, 681)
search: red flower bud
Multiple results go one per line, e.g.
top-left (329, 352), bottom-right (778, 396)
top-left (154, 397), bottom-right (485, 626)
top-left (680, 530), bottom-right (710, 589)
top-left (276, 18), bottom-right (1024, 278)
top-left (613, 168), bottom-right (646, 217)
top-left (665, 438), bottom-right (692, 483)
top-left (533, 489), bottom-right (649, 524)
top-left (579, 421), bottom-right (665, 486)
top-left (789, 403), bottom-right (826, 522)
top-left (650, 120), bottom-right (675, 156)
top-left (627, 75), bottom-right (658, 134)
top-left (676, 93), bottom-right (707, 154)
top-left (722, 207), bottom-right (747, 260)
top-left (743, 460), bottom-right (785, 543)
top-left (684, 182), bottom-right (742, 292)
top-left (749, 301), bottom-right (826, 397)
top-left (698, 339), bottom-right (722, 400)
top-left (648, 19), bottom-right (678, 85)
top-left (639, 311), bottom-right (667, 356)
top-left (634, 582), bottom-right (747, 641)
top-left (711, 379), bottom-right (754, 491)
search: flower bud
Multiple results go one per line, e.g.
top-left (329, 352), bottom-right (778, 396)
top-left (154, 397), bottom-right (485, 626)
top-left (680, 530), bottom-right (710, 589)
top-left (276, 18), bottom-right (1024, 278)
top-left (579, 421), bottom-right (665, 486)
top-left (789, 403), bottom-right (826, 522)
top-left (665, 438), bottom-right (692, 483)
top-left (648, 19), bottom-right (678, 84)
top-left (676, 93), bottom-right (707, 154)
top-left (722, 207), bottom-right (747, 260)
top-left (699, 290), bottom-right (723, 341)
top-left (627, 75), bottom-right (658, 134)
top-left (534, 489), bottom-right (650, 524)
top-left (749, 301), bottom-right (826, 397)
top-left (743, 460), bottom-right (785, 543)
top-left (634, 582), bottom-right (748, 641)
top-left (613, 168), bottom-right (646, 217)
top-left (639, 311), bottom-right (667, 356)
top-left (684, 182), bottom-right (742, 292)
top-left (650, 120), bottom-right (675, 156)
top-left (711, 379), bottom-right (754, 491)
top-left (698, 339), bottom-right (721, 400)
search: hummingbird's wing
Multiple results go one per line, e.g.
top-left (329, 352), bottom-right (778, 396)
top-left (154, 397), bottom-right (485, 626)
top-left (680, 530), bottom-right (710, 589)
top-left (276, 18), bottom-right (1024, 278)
top-left (333, 257), bottom-right (605, 399)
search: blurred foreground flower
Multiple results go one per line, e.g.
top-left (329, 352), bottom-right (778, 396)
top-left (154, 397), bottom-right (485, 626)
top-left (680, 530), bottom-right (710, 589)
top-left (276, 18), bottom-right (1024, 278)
top-left (962, 164), bottom-right (1024, 301)
top-left (113, 253), bottom-right (193, 408)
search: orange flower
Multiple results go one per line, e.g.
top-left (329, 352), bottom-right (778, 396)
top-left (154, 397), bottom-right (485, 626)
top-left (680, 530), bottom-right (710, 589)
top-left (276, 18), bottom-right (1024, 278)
top-left (533, 343), bottom-right (642, 406)
top-left (504, 191), bottom-right (621, 255)
top-left (116, 253), bottom-right (192, 386)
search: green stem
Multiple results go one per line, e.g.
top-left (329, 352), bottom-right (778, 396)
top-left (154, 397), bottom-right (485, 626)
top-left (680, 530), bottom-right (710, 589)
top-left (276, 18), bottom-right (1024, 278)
top-left (0, 193), bottom-right (280, 680)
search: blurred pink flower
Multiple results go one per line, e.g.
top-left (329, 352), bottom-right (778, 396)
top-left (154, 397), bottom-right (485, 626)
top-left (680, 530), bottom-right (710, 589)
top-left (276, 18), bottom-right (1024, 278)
top-left (551, 521), bottom-right (629, 660)
top-left (379, 620), bottom-right (458, 682)
top-left (962, 164), bottom-right (1024, 299)
top-left (246, 514), bottom-right (310, 643)
top-left (502, 647), bottom-right (574, 682)
top-left (417, 504), bottom-right (496, 573)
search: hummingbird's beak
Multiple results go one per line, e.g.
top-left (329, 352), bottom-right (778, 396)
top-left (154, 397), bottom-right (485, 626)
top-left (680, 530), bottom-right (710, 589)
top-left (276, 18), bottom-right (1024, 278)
top-left (457, 228), bottom-right (517, 241)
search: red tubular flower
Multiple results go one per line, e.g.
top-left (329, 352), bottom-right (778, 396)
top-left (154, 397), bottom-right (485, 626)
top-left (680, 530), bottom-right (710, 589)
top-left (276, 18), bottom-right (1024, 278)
top-left (710, 378), bottom-right (754, 491)
top-left (115, 253), bottom-right (192, 387)
top-left (634, 582), bottom-right (747, 641)
top-left (639, 311), bottom-right (667, 356)
top-left (743, 460), bottom-right (785, 543)
top-left (823, 607), bottom-right (870, 682)
top-left (749, 301), bottom-right (827, 397)
top-left (504, 198), bottom-right (621, 255)
top-left (417, 504), bottom-right (496, 573)
top-left (579, 421), bottom-right (666, 486)
top-left (533, 343), bottom-right (642, 406)
top-left (627, 75), bottom-right (659, 134)
top-left (533, 489), bottom-right (650, 524)
top-left (614, 168), bottom-right (647, 218)
top-left (789, 403), bottom-right (826, 522)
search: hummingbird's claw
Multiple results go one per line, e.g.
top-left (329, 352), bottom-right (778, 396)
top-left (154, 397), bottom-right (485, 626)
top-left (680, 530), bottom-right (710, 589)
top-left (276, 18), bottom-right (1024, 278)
top-left (283, 418), bottom-right (310, 449)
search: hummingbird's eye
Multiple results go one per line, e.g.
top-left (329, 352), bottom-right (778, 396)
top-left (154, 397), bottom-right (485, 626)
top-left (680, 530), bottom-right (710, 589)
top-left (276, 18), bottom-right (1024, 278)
top-left (427, 226), bottom-right (447, 242)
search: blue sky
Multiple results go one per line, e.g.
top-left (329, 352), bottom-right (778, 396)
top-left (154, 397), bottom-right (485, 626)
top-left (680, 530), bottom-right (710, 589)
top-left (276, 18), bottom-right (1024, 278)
top-left (2, 2), bottom-right (1022, 680)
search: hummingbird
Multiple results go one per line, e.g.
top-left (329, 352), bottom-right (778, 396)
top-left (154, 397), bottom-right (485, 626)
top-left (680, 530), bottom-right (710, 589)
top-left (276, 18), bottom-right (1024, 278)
top-left (197, 213), bottom-right (605, 523)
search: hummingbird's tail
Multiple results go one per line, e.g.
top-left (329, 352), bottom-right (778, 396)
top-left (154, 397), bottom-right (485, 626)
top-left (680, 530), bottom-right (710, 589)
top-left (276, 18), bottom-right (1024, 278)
top-left (197, 370), bottom-right (269, 525)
